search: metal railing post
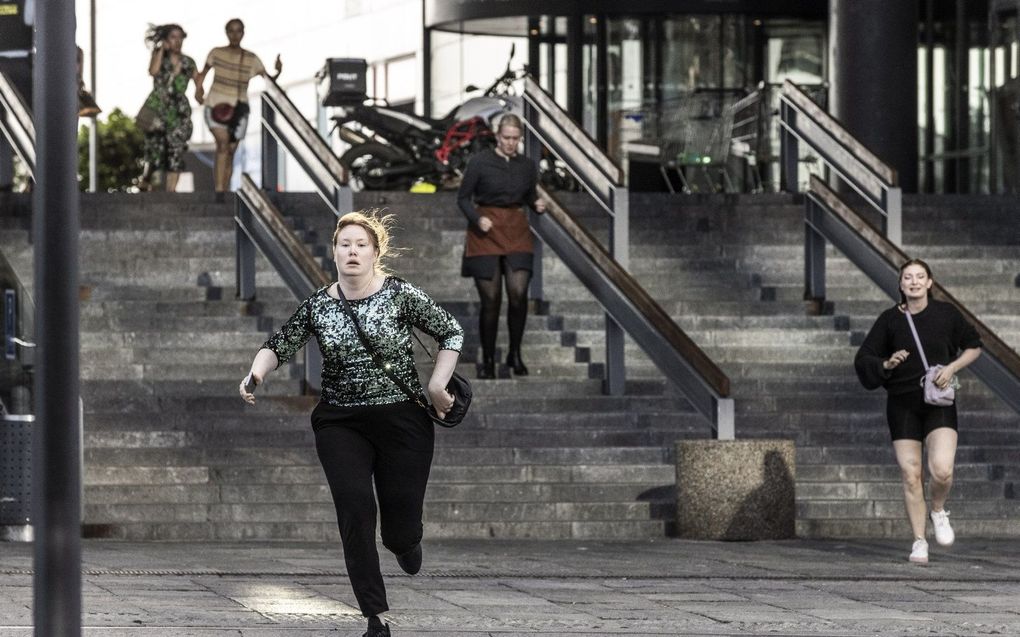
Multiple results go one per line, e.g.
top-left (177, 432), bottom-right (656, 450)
top-left (884, 186), bottom-right (902, 246)
top-left (780, 101), bottom-right (799, 193)
top-left (715, 398), bottom-right (735, 440)
top-left (333, 185), bottom-right (352, 217)
top-left (604, 319), bottom-right (626, 396)
top-left (235, 198), bottom-right (256, 301)
top-left (604, 185), bottom-right (629, 396)
top-left (87, 117), bottom-right (97, 192)
top-left (0, 137), bottom-right (12, 187)
top-left (805, 202), bottom-right (827, 303)
top-left (524, 99), bottom-right (544, 302)
top-left (261, 99), bottom-right (279, 192)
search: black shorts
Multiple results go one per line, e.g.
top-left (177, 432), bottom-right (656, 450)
top-left (886, 390), bottom-right (958, 441)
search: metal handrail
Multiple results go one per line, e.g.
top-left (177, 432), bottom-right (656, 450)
top-left (779, 80), bottom-right (902, 245)
top-left (260, 77), bottom-right (351, 215)
top-left (522, 76), bottom-right (623, 219)
top-left (235, 173), bottom-right (329, 392)
top-left (805, 175), bottom-right (1020, 414)
top-left (536, 187), bottom-right (733, 438)
top-left (0, 71), bottom-right (35, 178)
top-left (521, 75), bottom-right (631, 398)
top-left (520, 75), bottom-right (733, 437)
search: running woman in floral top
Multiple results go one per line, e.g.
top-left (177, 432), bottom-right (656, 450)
top-left (140, 24), bottom-right (200, 192)
top-left (239, 210), bottom-right (463, 637)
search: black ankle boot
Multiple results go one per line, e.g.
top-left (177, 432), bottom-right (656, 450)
top-left (506, 350), bottom-right (528, 376)
top-left (396, 543), bottom-right (422, 575)
top-left (477, 356), bottom-right (495, 379)
top-left (363, 619), bottom-right (390, 637)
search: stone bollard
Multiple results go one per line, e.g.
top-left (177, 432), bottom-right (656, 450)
top-left (675, 439), bottom-right (796, 540)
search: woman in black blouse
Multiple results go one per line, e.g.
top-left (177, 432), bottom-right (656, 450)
top-left (457, 114), bottom-right (546, 379)
top-left (854, 259), bottom-right (981, 565)
top-left (239, 210), bottom-right (463, 637)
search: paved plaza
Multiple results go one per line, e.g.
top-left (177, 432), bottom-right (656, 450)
top-left (1, 538), bottom-right (1019, 635)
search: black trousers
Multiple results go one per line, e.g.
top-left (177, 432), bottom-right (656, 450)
top-left (311, 400), bottom-right (435, 616)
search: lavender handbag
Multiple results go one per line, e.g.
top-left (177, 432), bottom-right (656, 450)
top-left (904, 310), bottom-right (958, 406)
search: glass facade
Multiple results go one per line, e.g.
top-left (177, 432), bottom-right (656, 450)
top-left (426, 2), bottom-right (1008, 193)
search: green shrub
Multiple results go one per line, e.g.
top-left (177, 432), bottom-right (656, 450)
top-left (77, 108), bottom-right (144, 192)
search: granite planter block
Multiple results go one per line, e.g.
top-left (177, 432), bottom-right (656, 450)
top-left (675, 439), bottom-right (795, 540)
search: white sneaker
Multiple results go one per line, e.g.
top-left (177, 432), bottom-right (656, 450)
top-left (930, 509), bottom-right (955, 546)
top-left (909, 538), bottom-right (929, 564)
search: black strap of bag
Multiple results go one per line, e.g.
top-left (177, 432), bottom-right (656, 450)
top-left (333, 283), bottom-right (468, 427)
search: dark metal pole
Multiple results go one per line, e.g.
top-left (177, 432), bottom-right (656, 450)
top-left (595, 15), bottom-right (608, 148)
top-left (422, 26), bottom-right (432, 118)
top-left (527, 17), bottom-right (540, 82)
top-left (32, 0), bottom-right (82, 635)
top-left (566, 13), bottom-right (583, 123)
top-left (523, 98), bottom-right (544, 302)
top-left (953, 0), bottom-right (969, 193)
top-left (924, 0), bottom-right (935, 193)
top-left (261, 101), bottom-right (279, 191)
top-left (780, 102), bottom-right (799, 192)
top-left (804, 201), bottom-right (827, 304)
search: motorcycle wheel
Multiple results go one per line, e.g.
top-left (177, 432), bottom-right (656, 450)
top-left (339, 143), bottom-right (408, 191)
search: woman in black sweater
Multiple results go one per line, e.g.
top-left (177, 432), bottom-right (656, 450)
top-left (457, 114), bottom-right (546, 379)
top-left (854, 259), bottom-right (981, 564)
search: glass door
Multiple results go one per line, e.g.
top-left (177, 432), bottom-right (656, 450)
top-left (762, 21), bottom-right (826, 190)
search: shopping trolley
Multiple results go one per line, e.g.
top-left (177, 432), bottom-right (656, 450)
top-left (658, 91), bottom-right (739, 193)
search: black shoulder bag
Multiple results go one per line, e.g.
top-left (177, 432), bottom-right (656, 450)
top-left (335, 285), bottom-right (472, 428)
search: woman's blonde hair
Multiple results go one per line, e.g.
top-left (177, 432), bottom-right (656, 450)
top-left (332, 209), bottom-right (397, 275)
top-left (497, 113), bottom-right (523, 133)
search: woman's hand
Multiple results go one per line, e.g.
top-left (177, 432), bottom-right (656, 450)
top-left (239, 372), bottom-right (261, 405)
top-left (477, 216), bottom-right (493, 233)
top-left (534, 198), bottom-right (547, 214)
top-left (428, 381), bottom-right (454, 419)
top-left (883, 349), bottom-right (909, 370)
top-left (933, 364), bottom-right (956, 389)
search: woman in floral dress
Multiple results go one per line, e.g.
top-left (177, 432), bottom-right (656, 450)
top-left (141, 24), bottom-right (200, 192)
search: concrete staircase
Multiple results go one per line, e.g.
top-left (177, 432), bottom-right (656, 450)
top-left (2, 190), bottom-right (1016, 540)
top-left (58, 192), bottom-right (693, 540)
top-left (550, 191), bottom-right (1020, 539)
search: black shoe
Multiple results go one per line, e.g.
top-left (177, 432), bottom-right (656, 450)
top-left (477, 357), bottom-right (495, 379)
top-left (363, 623), bottom-right (390, 637)
top-left (396, 543), bottom-right (422, 575)
top-left (214, 191), bottom-right (226, 204)
top-left (506, 351), bottom-right (528, 376)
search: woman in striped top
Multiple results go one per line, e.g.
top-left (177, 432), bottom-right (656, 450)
top-left (194, 18), bottom-right (282, 201)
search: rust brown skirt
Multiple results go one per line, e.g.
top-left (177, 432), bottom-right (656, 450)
top-left (461, 205), bottom-right (534, 279)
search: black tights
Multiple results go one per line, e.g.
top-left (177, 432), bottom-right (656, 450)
top-left (474, 262), bottom-right (531, 362)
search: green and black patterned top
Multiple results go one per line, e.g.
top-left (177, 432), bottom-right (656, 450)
top-left (262, 276), bottom-right (464, 407)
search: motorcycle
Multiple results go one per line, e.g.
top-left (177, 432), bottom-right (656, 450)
top-left (331, 47), bottom-right (524, 191)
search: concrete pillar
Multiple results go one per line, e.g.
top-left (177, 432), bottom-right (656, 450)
top-left (829, 0), bottom-right (918, 192)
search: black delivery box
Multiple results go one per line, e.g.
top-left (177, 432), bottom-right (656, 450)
top-left (320, 58), bottom-right (368, 106)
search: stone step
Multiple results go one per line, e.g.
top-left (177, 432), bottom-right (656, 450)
top-left (61, 189), bottom-right (1020, 540)
top-left (84, 445), bottom-right (672, 467)
top-left (798, 462), bottom-right (1020, 482)
top-left (796, 517), bottom-right (1020, 539)
top-left (80, 518), bottom-right (668, 541)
